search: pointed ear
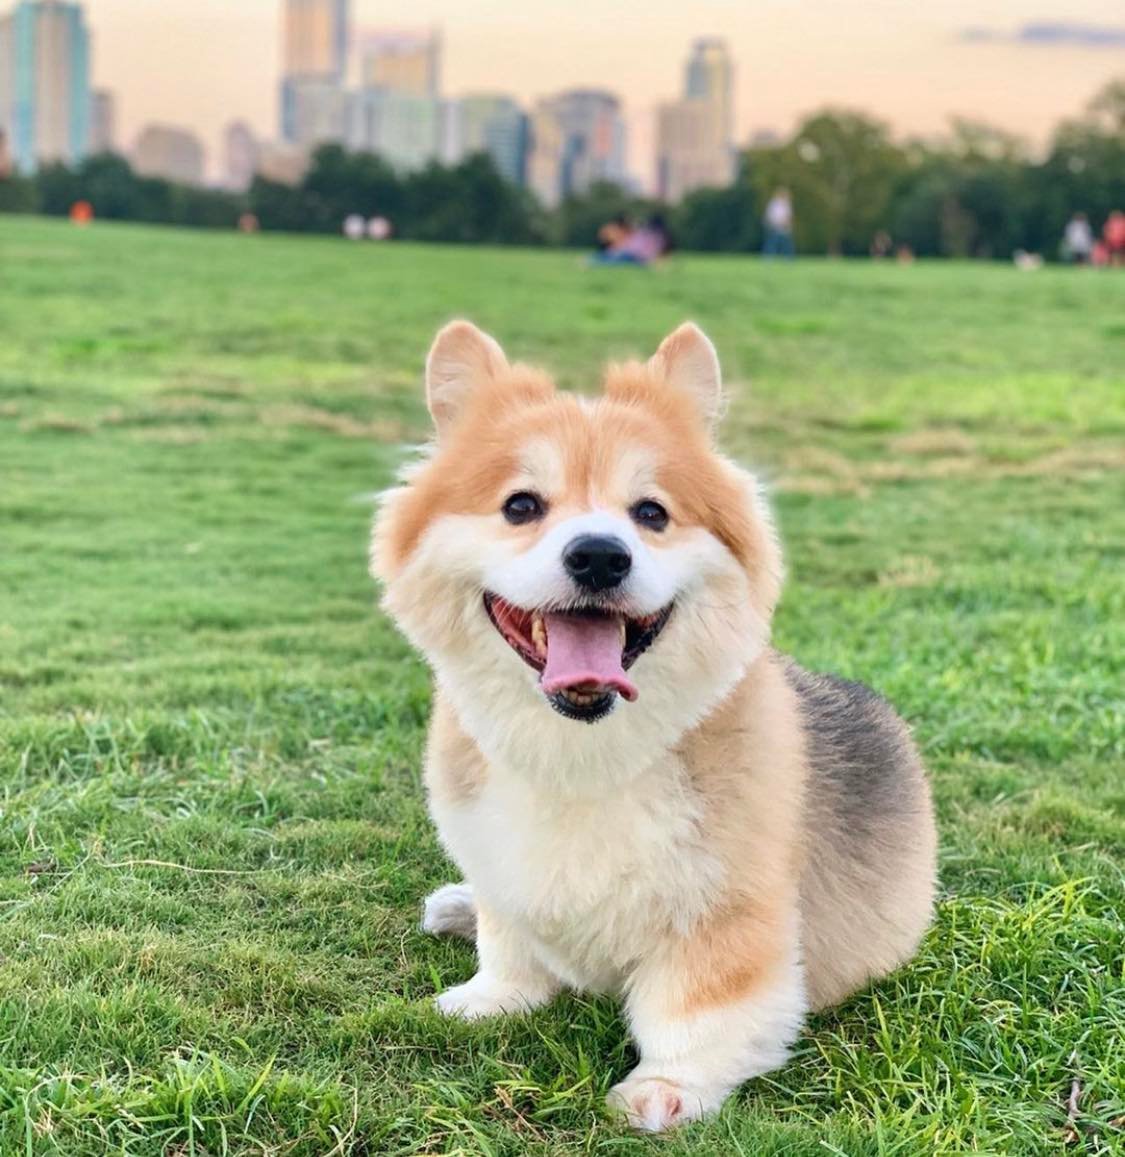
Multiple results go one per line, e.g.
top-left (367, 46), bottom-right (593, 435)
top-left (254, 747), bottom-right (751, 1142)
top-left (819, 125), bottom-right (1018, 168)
top-left (425, 321), bottom-right (509, 436)
top-left (647, 322), bottom-right (724, 430)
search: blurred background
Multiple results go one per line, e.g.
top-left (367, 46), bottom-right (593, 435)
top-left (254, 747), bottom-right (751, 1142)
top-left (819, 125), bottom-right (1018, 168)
top-left (0, 0), bottom-right (1123, 258)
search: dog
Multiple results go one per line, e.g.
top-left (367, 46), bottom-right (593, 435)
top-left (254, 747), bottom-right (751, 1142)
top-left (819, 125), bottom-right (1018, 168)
top-left (370, 320), bottom-right (937, 1132)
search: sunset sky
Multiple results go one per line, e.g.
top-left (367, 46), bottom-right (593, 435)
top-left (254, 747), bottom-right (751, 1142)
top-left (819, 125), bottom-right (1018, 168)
top-left (81, 0), bottom-right (1125, 184)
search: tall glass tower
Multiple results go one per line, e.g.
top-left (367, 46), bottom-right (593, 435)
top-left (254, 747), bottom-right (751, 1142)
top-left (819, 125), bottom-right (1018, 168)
top-left (0, 0), bottom-right (91, 172)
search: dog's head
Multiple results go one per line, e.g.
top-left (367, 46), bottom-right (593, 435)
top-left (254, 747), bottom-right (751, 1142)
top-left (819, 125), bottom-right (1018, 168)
top-left (372, 322), bottom-right (782, 765)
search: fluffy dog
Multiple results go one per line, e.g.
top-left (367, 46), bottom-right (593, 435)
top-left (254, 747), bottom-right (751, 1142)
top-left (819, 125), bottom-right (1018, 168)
top-left (371, 320), bottom-right (937, 1131)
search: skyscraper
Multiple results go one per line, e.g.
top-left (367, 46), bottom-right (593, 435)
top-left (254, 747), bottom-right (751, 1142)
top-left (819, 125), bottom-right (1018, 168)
top-left (528, 90), bottom-right (626, 208)
top-left (685, 38), bottom-right (734, 146)
top-left (346, 88), bottom-right (441, 172)
top-left (0, 0), bottom-right (91, 173)
top-left (284, 76), bottom-right (349, 149)
top-left (223, 119), bottom-right (259, 192)
top-left (655, 39), bottom-right (735, 202)
top-left (446, 94), bottom-right (527, 185)
top-left (89, 88), bottom-right (115, 153)
top-left (133, 123), bottom-right (205, 185)
top-left (358, 30), bottom-right (440, 98)
top-left (280, 0), bottom-right (349, 144)
top-left (282, 0), bottom-right (348, 80)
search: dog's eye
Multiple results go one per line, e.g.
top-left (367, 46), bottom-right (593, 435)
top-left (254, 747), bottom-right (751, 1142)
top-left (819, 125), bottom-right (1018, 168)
top-left (631, 500), bottom-right (669, 532)
top-left (503, 491), bottom-right (546, 525)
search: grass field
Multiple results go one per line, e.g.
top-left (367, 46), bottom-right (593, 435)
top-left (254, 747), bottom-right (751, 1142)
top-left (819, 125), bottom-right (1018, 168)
top-left (1, 216), bottom-right (1122, 1156)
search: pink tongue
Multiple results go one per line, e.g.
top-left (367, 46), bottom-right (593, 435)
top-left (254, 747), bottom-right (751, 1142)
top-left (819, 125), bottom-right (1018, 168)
top-left (540, 613), bottom-right (638, 702)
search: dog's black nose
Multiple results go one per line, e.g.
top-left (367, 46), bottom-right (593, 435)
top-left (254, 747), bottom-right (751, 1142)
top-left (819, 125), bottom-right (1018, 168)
top-left (563, 535), bottom-right (632, 591)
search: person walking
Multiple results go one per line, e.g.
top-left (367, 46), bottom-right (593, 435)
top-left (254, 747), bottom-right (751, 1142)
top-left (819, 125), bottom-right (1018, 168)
top-left (1062, 212), bottom-right (1094, 264)
top-left (762, 188), bottom-right (795, 258)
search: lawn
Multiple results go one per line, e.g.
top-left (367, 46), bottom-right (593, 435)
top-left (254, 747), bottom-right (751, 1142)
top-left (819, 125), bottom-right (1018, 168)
top-left (0, 216), bottom-right (1122, 1156)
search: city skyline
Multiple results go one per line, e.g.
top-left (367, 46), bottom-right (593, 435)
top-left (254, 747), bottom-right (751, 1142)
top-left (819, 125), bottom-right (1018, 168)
top-left (74, 0), bottom-right (1125, 186)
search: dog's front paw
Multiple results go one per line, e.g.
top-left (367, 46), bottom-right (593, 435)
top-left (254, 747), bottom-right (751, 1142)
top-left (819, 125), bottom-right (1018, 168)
top-left (434, 976), bottom-right (541, 1020)
top-left (421, 882), bottom-right (477, 940)
top-left (607, 1076), bottom-right (714, 1132)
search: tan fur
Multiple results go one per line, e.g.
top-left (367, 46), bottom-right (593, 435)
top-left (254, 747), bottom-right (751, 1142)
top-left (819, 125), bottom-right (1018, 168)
top-left (425, 694), bottom-right (488, 806)
top-left (665, 653), bottom-right (806, 1013)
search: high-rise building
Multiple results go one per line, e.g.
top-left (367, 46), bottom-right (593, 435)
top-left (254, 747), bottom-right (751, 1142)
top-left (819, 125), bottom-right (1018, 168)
top-left (655, 39), bottom-right (735, 202)
top-left (357, 30), bottom-right (440, 98)
top-left (0, 0), bottom-right (91, 173)
top-left (282, 0), bottom-right (348, 81)
top-left (685, 38), bottom-right (733, 146)
top-left (255, 140), bottom-right (309, 186)
top-left (446, 94), bottom-right (527, 185)
top-left (223, 119), bottom-right (258, 191)
top-left (283, 76), bottom-right (349, 149)
top-left (280, 0), bottom-right (348, 144)
top-left (528, 89), bottom-right (626, 208)
top-left (89, 88), bottom-right (115, 153)
top-left (346, 87), bottom-right (441, 172)
top-left (133, 123), bottom-right (205, 185)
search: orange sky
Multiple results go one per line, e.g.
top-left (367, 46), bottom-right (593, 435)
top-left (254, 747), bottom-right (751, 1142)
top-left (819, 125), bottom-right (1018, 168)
top-left (81, 0), bottom-right (1125, 184)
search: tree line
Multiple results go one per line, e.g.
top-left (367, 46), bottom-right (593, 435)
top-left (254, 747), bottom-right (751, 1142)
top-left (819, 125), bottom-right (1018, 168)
top-left (1, 80), bottom-right (1121, 259)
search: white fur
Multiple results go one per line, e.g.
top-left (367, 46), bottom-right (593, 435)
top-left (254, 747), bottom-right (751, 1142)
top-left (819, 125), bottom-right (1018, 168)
top-left (429, 750), bottom-right (726, 989)
top-left (421, 882), bottom-right (477, 939)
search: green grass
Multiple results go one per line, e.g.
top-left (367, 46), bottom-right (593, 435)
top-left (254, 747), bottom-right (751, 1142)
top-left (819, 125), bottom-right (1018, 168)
top-left (1, 217), bottom-right (1122, 1156)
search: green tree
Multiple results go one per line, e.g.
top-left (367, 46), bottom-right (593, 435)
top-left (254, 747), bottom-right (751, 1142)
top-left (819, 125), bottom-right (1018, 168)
top-left (672, 165), bottom-right (760, 252)
top-left (749, 110), bottom-right (907, 254)
top-left (1029, 79), bottom-right (1125, 255)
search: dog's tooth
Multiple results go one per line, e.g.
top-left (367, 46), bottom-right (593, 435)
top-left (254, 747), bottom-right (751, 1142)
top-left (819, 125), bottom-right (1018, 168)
top-left (531, 615), bottom-right (547, 657)
top-left (619, 618), bottom-right (627, 645)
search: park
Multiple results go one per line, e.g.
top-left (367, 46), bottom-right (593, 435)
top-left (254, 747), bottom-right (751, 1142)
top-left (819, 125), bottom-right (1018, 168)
top-left (0, 216), bottom-right (1122, 1154)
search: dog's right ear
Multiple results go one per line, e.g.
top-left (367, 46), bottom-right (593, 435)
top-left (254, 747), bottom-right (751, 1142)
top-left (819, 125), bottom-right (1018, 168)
top-left (425, 321), bottom-right (509, 437)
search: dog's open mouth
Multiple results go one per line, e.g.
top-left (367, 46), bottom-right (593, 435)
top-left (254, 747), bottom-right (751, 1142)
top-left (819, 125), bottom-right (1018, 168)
top-left (483, 594), bottom-right (673, 722)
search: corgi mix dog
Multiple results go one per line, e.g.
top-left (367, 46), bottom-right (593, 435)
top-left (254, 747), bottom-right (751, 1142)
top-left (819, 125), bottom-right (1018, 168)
top-left (371, 321), bottom-right (937, 1132)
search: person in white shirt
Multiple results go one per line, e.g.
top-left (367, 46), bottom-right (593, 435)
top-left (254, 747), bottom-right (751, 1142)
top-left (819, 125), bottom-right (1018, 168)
top-left (763, 188), bottom-right (795, 258)
top-left (1062, 213), bottom-right (1094, 264)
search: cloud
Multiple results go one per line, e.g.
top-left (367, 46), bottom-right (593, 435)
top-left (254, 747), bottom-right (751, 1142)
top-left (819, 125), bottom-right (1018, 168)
top-left (959, 22), bottom-right (1125, 48)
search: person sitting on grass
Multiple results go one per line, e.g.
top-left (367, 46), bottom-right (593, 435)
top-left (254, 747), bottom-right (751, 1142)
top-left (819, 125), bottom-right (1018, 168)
top-left (590, 214), bottom-right (671, 266)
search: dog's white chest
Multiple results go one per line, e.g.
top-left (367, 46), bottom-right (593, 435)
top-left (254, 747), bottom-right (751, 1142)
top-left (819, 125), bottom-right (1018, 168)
top-left (431, 755), bottom-right (722, 990)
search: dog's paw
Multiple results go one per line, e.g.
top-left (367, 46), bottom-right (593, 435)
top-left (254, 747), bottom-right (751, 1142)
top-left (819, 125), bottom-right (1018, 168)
top-left (421, 882), bottom-right (477, 940)
top-left (434, 977), bottom-right (537, 1020)
top-left (607, 1076), bottom-right (712, 1132)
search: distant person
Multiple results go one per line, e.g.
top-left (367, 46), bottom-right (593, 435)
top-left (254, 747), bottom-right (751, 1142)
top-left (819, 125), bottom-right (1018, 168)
top-left (343, 214), bottom-right (365, 241)
top-left (1104, 210), bottom-right (1125, 267)
top-left (1062, 212), bottom-right (1094, 264)
top-left (237, 212), bottom-right (260, 234)
top-left (870, 230), bottom-right (892, 260)
top-left (590, 214), bottom-right (670, 267)
top-left (762, 188), bottom-right (795, 258)
top-left (596, 214), bottom-right (632, 253)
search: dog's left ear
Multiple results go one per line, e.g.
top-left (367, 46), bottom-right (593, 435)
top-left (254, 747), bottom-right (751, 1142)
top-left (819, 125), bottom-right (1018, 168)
top-left (648, 322), bottom-right (724, 431)
top-left (426, 320), bottom-right (509, 437)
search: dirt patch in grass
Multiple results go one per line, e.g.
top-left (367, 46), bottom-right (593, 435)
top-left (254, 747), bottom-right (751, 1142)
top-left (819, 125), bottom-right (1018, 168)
top-left (890, 428), bottom-right (977, 456)
top-left (94, 396), bottom-right (408, 443)
top-left (778, 438), bottom-right (1125, 495)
